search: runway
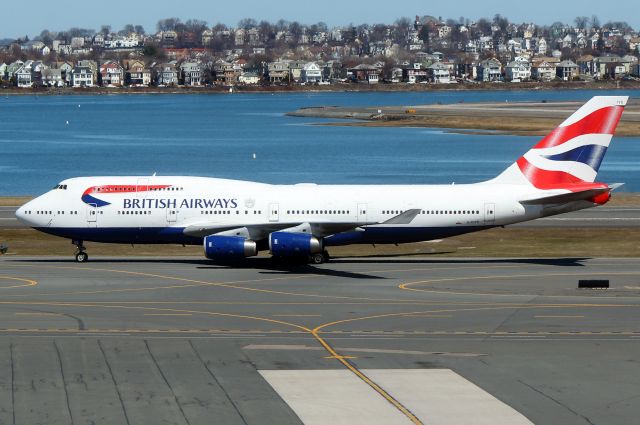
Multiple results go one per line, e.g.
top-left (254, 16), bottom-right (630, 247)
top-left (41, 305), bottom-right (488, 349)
top-left (0, 256), bottom-right (639, 424)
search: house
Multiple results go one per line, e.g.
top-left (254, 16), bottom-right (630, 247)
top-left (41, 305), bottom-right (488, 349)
top-left (78, 60), bottom-right (99, 82)
top-left (154, 63), bottom-right (179, 85)
top-left (267, 61), bottom-right (290, 83)
top-left (403, 63), bottom-right (428, 83)
top-left (505, 57), bottom-right (531, 82)
top-left (71, 66), bottom-right (94, 87)
top-left (0, 63), bottom-right (7, 81)
top-left (16, 64), bottom-right (33, 87)
top-left (531, 61), bottom-right (556, 81)
top-left (537, 37), bottom-right (548, 55)
top-left (6, 61), bottom-right (24, 81)
top-left (213, 61), bottom-right (239, 85)
top-left (556, 60), bottom-right (579, 80)
top-left (41, 68), bottom-right (64, 87)
top-left (238, 72), bottom-right (260, 85)
top-left (180, 62), bottom-right (202, 86)
top-left (477, 58), bottom-right (502, 81)
top-left (301, 62), bottom-right (322, 83)
top-left (126, 62), bottom-right (151, 86)
top-left (99, 60), bottom-right (124, 86)
top-left (348, 64), bottom-right (380, 84)
top-left (54, 61), bottom-right (74, 85)
top-left (427, 62), bottom-right (451, 83)
top-left (288, 61), bottom-right (307, 82)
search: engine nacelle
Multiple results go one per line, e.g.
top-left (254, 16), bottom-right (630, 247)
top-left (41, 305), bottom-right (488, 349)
top-left (204, 235), bottom-right (257, 260)
top-left (269, 232), bottom-right (323, 257)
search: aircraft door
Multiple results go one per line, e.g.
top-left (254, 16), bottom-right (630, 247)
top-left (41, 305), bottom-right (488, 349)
top-left (484, 203), bottom-right (495, 223)
top-left (166, 208), bottom-right (178, 223)
top-left (86, 203), bottom-right (98, 227)
top-left (268, 203), bottom-right (279, 222)
top-left (357, 203), bottom-right (368, 223)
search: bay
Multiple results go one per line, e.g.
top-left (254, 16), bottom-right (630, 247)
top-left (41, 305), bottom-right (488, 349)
top-left (0, 89), bottom-right (638, 196)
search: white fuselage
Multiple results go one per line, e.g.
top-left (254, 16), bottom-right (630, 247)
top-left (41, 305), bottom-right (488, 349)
top-left (15, 175), bottom-right (587, 248)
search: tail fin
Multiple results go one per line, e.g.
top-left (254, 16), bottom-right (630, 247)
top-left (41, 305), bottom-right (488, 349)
top-left (490, 96), bottom-right (628, 188)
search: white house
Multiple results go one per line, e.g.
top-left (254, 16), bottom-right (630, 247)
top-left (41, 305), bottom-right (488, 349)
top-left (301, 62), bottom-right (322, 83)
top-left (238, 72), bottom-right (260, 85)
top-left (180, 62), bottom-right (202, 86)
top-left (477, 58), bottom-right (502, 81)
top-left (505, 57), bottom-right (531, 81)
top-left (532, 61), bottom-right (556, 81)
top-left (16, 64), bottom-right (33, 87)
top-left (71, 66), bottom-right (94, 87)
top-left (41, 68), bottom-right (64, 87)
top-left (427, 62), bottom-right (451, 83)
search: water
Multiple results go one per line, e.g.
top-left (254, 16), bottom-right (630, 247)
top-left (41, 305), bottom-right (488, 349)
top-left (1, 89), bottom-right (639, 195)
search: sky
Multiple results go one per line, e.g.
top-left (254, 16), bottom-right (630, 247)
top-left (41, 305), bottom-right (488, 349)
top-left (3, 1), bottom-right (639, 39)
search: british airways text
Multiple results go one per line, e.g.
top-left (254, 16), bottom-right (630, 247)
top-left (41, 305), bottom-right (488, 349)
top-left (123, 198), bottom-right (238, 209)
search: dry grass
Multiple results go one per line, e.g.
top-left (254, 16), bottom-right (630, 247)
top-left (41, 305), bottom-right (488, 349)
top-left (325, 116), bottom-right (640, 137)
top-left (0, 197), bottom-right (32, 206)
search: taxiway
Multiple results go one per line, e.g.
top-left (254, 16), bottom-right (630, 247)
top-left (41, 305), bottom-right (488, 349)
top-left (0, 256), bottom-right (638, 424)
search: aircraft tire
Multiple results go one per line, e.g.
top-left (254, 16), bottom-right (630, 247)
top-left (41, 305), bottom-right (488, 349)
top-left (75, 252), bottom-right (88, 263)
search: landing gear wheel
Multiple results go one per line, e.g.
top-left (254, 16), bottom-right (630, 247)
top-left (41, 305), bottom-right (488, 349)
top-left (75, 252), bottom-right (88, 263)
top-left (310, 253), bottom-right (325, 264)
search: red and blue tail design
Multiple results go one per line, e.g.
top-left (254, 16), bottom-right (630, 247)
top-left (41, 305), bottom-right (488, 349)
top-left (491, 96), bottom-right (628, 192)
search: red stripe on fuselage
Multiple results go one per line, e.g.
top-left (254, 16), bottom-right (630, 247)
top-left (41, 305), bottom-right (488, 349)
top-left (533, 105), bottom-right (623, 150)
top-left (82, 185), bottom-right (171, 196)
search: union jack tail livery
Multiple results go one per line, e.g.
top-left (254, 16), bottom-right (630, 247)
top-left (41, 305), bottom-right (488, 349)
top-left (492, 96), bottom-right (628, 194)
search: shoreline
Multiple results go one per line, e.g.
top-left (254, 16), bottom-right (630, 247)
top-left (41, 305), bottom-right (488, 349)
top-left (2, 80), bottom-right (640, 96)
top-left (289, 99), bottom-right (640, 136)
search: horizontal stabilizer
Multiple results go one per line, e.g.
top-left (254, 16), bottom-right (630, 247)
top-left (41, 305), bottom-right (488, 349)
top-left (381, 209), bottom-right (422, 224)
top-left (520, 188), bottom-right (610, 205)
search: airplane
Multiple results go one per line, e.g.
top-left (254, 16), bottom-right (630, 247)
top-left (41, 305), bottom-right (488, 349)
top-left (16, 96), bottom-right (628, 264)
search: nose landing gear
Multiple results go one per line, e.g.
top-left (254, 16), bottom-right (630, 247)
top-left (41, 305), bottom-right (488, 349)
top-left (72, 240), bottom-right (88, 263)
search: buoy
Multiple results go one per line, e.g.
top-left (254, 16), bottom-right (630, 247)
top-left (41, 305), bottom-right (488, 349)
top-left (252, 153), bottom-right (257, 159)
top-left (65, 120), bottom-right (69, 125)
top-left (78, 104), bottom-right (81, 108)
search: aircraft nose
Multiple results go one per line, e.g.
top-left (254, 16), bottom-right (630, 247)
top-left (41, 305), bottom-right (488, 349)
top-left (15, 202), bottom-right (32, 225)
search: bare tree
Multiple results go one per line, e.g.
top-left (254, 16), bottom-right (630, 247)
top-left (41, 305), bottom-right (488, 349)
top-left (156, 18), bottom-right (181, 32)
top-left (574, 17), bottom-right (588, 30)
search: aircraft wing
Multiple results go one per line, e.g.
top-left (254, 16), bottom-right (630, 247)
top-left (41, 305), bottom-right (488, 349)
top-left (183, 209), bottom-right (423, 239)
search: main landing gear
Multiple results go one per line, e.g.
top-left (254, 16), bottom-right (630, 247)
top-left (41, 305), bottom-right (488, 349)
top-left (309, 250), bottom-right (330, 265)
top-left (72, 240), bottom-right (89, 263)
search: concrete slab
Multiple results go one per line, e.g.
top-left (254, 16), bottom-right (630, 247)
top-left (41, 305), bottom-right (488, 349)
top-left (259, 369), bottom-right (412, 425)
top-left (365, 369), bottom-right (534, 425)
top-left (55, 339), bottom-right (128, 425)
top-left (12, 340), bottom-right (72, 425)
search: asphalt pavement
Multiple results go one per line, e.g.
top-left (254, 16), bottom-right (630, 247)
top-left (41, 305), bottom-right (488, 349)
top-left (0, 256), bottom-right (638, 424)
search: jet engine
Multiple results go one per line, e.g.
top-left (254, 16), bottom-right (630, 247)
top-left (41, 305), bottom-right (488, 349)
top-left (269, 231), bottom-right (323, 258)
top-left (204, 235), bottom-right (257, 260)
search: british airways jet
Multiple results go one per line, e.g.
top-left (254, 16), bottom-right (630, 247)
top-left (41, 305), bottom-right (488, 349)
top-left (16, 96), bottom-right (627, 264)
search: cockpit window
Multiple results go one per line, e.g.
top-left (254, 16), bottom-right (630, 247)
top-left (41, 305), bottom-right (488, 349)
top-left (53, 184), bottom-right (68, 190)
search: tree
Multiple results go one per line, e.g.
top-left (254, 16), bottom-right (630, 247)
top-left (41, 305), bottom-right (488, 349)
top-left (590, 15), bottom-right (600, 29)
top-left (156, 18), bottom-right (181, 32)
top-left (574, 16), bottom-right (588, 30)
top-left (120, 24), bottom-right (135, 35)
top-left (100, 25), bottom-right (111, 35)
top-left (493, 14), bottom-right (509, 32)
top-left (238, 18), bottom-right (257, 30)
top-left (134, 25), bottom-right (145, 35)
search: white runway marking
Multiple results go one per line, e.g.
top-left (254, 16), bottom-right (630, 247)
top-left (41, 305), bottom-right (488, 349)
top-left (260, 369), bottom-right (533, 425)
